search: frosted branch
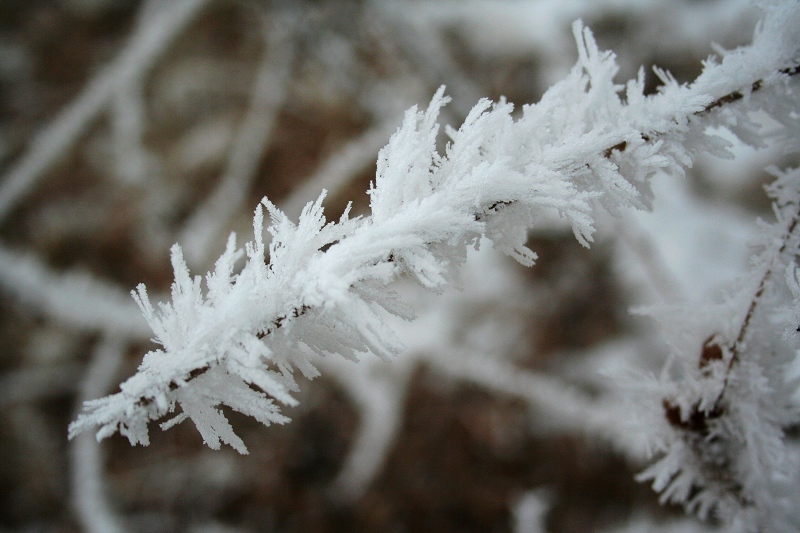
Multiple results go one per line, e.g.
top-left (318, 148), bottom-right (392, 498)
top-left (69, 3), bottom-right (800, 487)
top-left (636, 169), bottom-right (800, 530)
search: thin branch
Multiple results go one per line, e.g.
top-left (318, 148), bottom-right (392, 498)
top-left (280, 120), bottom-right (398, 220)
top-left (320, 355), bottom-right (414, 502)
top-left (0, 244), bottom-right (150, 339)
top-left (699, 64), bottom-right (800, 116)
top-left (427, 349), bottom-right (640, 459)
top-left (110, 74), bottom-right (156, 186)
top-left (0, 0), bottom-right (212, 223)
top-left (0, 363), bottom-right (84, 406)
top-left (69, 337), bottom-right (126, 533)
top-left (180, 13), bottom-right (297, 268)
top-left (713, 202), bottom-right (800, 406)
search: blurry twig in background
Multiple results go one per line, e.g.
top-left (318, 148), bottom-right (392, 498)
top-left (179, 12), bottom-right (297, 268)
top-left (69, 336), bottom-right (126, 533)
top-left (0, 0), bottom-right (212, 222)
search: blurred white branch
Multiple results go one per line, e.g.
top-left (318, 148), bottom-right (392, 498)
top-left (321, 354), bottom-right (415, 502)
top-left (281, 120), bottom-right (398, 220)
top-left (110, 74), bottom-right (157, 186)
top-left (0, 245), bottom-right (150, 339)
top-left (70, 336), bottom-right (126, 533)
top-left (0, 363), bottom-right (84, 406)
top-left (0, 0), bottom-right (212, 222)
top-left (180, 13), bottom-right (297, 268)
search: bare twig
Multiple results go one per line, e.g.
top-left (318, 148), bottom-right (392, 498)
top-left (714, 202), bottom-right (800, 405)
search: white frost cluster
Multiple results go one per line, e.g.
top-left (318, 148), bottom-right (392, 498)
top-left (69, 3), bottom-right (800, 529)
top-left (634, 165), bottom-right (800, 532)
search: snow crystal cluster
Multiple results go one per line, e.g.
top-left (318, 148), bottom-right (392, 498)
top-left (634, 165), bottom-right (800, 532)
top-left (70, 3), bottom-right (800, 530)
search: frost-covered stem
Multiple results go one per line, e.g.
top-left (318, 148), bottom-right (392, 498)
top-left (736, 203), bottom-right (800, 345)
top-left (640, 166), bottom-right (800, 529)
top-left (716, 201), bottom-right (800, 404)
top-left (0, 0), bottom-right (211, 223)
top-left (583, 64), bottom-right (800, 160)
top-left (431, 60), bottom-right (800, 220)
top-left (70, 337), bottom-right (126, 533)
top-left (69, 5), bottom-right (800, 458)
top-left (700, 64), bottom-right (800, 115)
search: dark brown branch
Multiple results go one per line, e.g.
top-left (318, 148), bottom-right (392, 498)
top-left (258, 304), bottom-right (312, 338)
top-left (474, 200), bottom-right (513, 221)
top-left (137, 364), bottom-right (211, 407)
top-left (663, 398), bottom-right (724, 435)
top-left (724, 205), bottom-right (800, 363)
top-left (603, 141), bottom-right (627, 158)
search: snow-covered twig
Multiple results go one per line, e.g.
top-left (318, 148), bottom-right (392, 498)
top-left (635, 168), bottom-right (800, 531)
top-left (69, 4), bottom-right (800, 464)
